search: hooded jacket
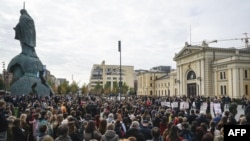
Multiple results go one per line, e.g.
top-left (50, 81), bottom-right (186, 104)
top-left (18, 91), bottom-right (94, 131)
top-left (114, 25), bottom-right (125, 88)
top-left (101, 130), bottom-right (119, 141)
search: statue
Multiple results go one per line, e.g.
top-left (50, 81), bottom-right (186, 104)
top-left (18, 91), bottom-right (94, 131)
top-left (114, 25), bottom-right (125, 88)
top-left (7, 8), bottom-right (54, 96)
top-left (14, 9), bottom-right (37, 57)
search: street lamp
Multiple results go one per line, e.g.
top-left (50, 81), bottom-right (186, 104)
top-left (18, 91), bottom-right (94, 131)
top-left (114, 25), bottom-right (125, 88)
top-left (118, 41), bottom-right (122, 101)
top-left (2, 62), bottom-right (6, 93)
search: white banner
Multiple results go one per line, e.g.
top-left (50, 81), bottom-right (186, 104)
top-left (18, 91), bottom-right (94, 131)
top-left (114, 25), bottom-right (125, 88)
top-left (213, 103), bottom-right (222, 114)
top-left (171, 102), bottom-right (178, 108)
top-left (180, 101), bottom-right (189, 110)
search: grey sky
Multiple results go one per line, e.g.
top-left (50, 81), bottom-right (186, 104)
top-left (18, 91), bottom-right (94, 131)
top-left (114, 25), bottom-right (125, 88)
top-left (0, 0), bottom-right (249, 86)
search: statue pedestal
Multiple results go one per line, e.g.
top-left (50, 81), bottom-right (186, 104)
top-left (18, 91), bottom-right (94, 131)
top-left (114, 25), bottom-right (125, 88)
top-left (7, 53), bottom-right (52, 96)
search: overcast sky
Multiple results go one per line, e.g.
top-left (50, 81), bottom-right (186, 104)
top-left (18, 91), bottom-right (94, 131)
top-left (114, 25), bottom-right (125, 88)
top-left (0, 0), bottom-right (249, 86)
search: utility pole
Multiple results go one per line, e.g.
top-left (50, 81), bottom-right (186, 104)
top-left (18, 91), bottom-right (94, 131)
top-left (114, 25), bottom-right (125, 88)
top-left (118, 40), bottom-right (122, 101)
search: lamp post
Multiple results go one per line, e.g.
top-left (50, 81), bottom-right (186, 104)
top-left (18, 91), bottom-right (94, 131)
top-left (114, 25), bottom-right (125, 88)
top-left (118, 41), bottom-right (122, 101)
top-left (2, 62), bottom-right (7, 94)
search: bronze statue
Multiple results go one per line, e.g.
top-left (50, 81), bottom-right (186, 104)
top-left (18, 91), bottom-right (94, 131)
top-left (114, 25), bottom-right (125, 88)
top-left (7, 8), bottom-right (54, 96)
top-left (14, 9), bottom-right (37, 57)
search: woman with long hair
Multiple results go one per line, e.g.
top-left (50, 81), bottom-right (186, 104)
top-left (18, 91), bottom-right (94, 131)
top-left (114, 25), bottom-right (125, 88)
top-left (98, 119), bottom-right (107, 135)
top-left (141, 109), bottom-right (151, 122)
top-left (165, 125), bottom-right (183, 141)
top-left (208, 121), bottom-right (220, 136)
top-left (162, 122), bottom-right (173, 141)
top-left (192, 126), bottom-right (205, 141)
top-left (116, 109), bottom-right (123, 122)
top-left (217, 116), bottom-right (227, 130)
top-left (159, 116), bottom-right (168, 135)
top-left (68, 121), bottom-right (81, 141)
top-left (52, 114), bottom-right (63, 139)
top-left (95, 115), bottom-right (101, 129)
top-left (84, 120), bottom-right (102, 141)
top-left (20, 113), bottom-right (33, 141)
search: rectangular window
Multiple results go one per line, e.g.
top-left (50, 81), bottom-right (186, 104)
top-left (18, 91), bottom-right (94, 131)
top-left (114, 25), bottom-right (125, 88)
top-left (245, 70), bottom-right (248, 78)
top-left (224, 85), bottom-right (226, 95)
top-left (220, 72), bottom-right (223, 79)
top-left (246, 85), bottom-right (248, 95)
top-left (220, 85), bottom-right (223, 95)
top-left (220, 71), bottom-right (226, 79)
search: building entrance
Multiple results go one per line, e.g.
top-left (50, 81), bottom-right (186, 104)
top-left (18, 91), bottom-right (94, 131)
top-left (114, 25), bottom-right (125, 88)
top-left (187, 83), bottom-right (196, 97)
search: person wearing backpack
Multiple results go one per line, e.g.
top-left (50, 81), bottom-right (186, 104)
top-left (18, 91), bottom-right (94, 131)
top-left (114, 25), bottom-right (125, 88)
top-left (179, 122), bottom-right (193, 141)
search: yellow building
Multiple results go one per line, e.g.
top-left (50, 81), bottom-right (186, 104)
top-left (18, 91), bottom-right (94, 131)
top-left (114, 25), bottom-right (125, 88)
top-left (89, 61), bottom-right (135, 93)
top-left (137, 66), bottom-right (172, 96)
top-left (138, 42), bottom-right (250, 99)
top-left (173, 42), bottom-right (250, 98)
top-left (154, 70), bottom-right (178, 97)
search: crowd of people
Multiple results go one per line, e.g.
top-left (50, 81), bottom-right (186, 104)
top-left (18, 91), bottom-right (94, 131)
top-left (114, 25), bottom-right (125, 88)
top-left (0, 94), bottom-right (250, 141)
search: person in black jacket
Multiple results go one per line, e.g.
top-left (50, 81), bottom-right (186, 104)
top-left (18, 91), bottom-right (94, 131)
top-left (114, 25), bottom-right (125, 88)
top-left (124, 121), bottom-right (144, 141)
top-left (139, 120), bottom-right (152, 140)
top-left (0, 100), bottom-right (8, 141)
top-left (12, 118), bottom-right (27, 141)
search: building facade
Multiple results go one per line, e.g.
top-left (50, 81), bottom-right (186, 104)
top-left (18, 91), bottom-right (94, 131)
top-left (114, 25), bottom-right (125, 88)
top-left (137, 42), bottom-right (250, 99)
top-left (89, 61), bottom-right (135, 92)
top-left (173, 42), bottom-right (250, 98)
top-left (137, 70), bottom-right (168, 96)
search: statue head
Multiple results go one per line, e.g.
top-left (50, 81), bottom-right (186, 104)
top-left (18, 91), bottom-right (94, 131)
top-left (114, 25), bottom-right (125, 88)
top-left (20, 9), bottom-right (27, 15)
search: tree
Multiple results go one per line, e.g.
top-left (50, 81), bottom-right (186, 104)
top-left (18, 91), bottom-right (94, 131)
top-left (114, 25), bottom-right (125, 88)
top-left (69, 80), bottom-right (79, 94)
top-left (112, 82), bottom-right (118, 94)
top-left (128, 87), bottom-right (136, 95)
top-left (0, 77), bottom-right (4, 90)
top-left (113, 82), bottom-right (129, 95)
top-left (58, 80), bottom-right (69, 94)
top-left (81, 83), bottom-right (88, 95)
top-left (47, 78), bottom-right (57, 94)
top-left (92, 82), bottom-right (103, 95)
top-left (122, 82), bottom-right (129, 95)
top-left (103, 82), bottom-right (111, 95)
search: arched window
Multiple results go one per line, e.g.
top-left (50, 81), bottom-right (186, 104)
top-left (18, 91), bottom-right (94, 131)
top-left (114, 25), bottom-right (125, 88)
top-left (187, 71), bottom-right (196, 80)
